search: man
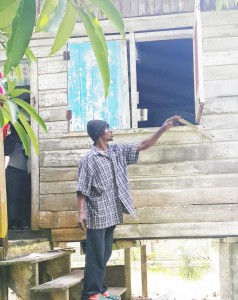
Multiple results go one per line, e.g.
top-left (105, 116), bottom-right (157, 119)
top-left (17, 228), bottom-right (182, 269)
top-left (76, 116), bottom-right (180, 300)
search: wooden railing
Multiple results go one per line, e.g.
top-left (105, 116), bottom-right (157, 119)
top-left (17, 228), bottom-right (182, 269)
top-left (0, 128), bottom-right (8, 260)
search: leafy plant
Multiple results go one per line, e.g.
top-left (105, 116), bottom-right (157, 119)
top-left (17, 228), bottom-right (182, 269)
top-left (0, 0), bottom-right (125, 154)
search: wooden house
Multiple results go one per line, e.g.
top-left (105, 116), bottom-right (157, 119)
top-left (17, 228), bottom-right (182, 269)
top-left (1, 0), bottom-right (238, 299)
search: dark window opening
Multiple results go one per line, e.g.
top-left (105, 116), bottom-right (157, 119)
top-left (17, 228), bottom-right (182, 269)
top-left (136, 39), bottom-right (195, 127)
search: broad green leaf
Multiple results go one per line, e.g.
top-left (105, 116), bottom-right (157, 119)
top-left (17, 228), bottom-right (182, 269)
top-left (14, 65), bottom-right (22, 83)
top-left (75, 6), bottom-right (110, 97)
top-left (4, 0), bottom-right (36, 75)
top-left (0, 108), bottom-right (4, 127)
top-left (7, 77), bottom-right (16, 95)
top-left (87, 0), bottom-right (125, 38)
top-left (86, 8), bottom-right (108, 58)
top-left (11, 88), bottom-right (30, 98)
top-left (7, 98), bottom-right (19, 123)
top-left (19, 111), bottom-right (39, 155)
top-left (50, 1), bottom-right (77, 55)
top-left (13, 120), bottom-right (30, 156)
top-left (25, 48), bottom-right (36, 64)
top-left (44, 0), bottom-right (67, 32)
top-left (0, 0), bottom-right (20, 29)
top-left (11, 97), bottom-right (47, 132)
top-left (36, 0), bottom-right (59, 32)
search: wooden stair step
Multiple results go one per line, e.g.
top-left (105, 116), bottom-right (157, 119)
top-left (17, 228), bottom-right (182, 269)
top-left (31, 270), bottom-right (126, 295)
top-left (31, 270), bottom-right (84, 293)
top-left (107, 287), bottom-right (127, 296)
top-left (0, 248), bottom-right (74, 266)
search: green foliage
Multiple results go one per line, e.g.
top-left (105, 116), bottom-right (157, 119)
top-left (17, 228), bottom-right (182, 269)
top-left (4, 0), bottom-right (36, 75)
top-left (0, 0), bottom-right (125, 151)
top-left (0, 0), bottom-right (19, 29)
top-left (216, 0), bottom-right (229, 10)
top-left (177, 249), bottom-right (210, 280)
top-left (50, 1), bottom-right (77, 55)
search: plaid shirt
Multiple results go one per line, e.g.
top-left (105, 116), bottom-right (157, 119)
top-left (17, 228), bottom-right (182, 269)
top-left (76, 143), bottom-right (138, 229)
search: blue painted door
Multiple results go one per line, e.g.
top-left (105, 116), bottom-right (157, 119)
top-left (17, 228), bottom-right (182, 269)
top-left (68, 40), bottom-right (129, 131)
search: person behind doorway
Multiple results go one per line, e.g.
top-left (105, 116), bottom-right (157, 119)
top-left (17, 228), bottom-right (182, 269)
top-left (4, 123), bottom-right (31, 230)
top-left (76, 116), bottom-right (180, 300)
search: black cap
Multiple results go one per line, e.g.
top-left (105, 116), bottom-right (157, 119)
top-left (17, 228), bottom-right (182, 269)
top-left (87, 120), bottom-right (109, 142)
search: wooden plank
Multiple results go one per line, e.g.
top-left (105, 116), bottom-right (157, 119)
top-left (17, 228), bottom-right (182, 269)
top-left (107, 287), bottom-right (127, 296)
top-left (51, 222), bottom-right (238, 242)
top-left (124, 248), bottom-right (132, 300)
top-left (162, 0), bottom-right (171, 13)
top-left (0, 249), bottom-right (73, 266)
top-left (30, 61), bottom-right (40, 230)
top-left (141, 245), bottom-right (148, 298)
top-left (204, 79), bottom-right (238, 98)
top-left (122, 0), bottom-right (131, 17)
top-left (39, 204), bottom-right (238, 228)
top-left (38, 72), bottom-right (67, 90)
top-left (203, 37), bottom-right (238, 52)
top-left (204, 65), bottom-right (238, 81)
top-left (147, 0), bottom-right (155, 15)
top-left (39, 187), bottom-right (238, 212)
top-left (202, 25), bottom-right (238, 38)
top-left (39, 121), bottom-right (69, 139)
top-left (40, 141), bottom-right (238, 167)
top-left (31, 270), bottom-right (84, 292)
top-left (201, 114), bottom-right (238, 130)
top-left (0, 128), bottom-right (8, 256)
top-left (39, 89), bottom-right (67, 108)
top-left (201, 11), bottom-right (238, 26)
top-left (39, 106), bottom-right (68, 122)
top-left (204, 51), bottom-right (238, 67)
top-left (138, 0), bottom-right (147, 16)
top-left (31, 45), bottom-right (66, 59)
top-left (115, 222), bottom-right (238, 239)
top-left (38, 56), bottom-right (67, 74)
top-left (171, 0), bottom-right (179, 13)
top-left (40, 158), bottom-right (238, 182)
top-left (39, 140), bottom-right (238, 167)
top-left (154, 0), bottom-right (163, 14)
top-left (203, 97), bottom-right (238, 113)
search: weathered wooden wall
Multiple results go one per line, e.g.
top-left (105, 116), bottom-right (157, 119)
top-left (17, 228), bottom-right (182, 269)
top-left (36, 0), bottom-right (238, 18)
top-left (20, 9), bottom-right (238, 242)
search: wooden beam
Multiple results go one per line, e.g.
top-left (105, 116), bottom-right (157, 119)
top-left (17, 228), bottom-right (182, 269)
top-left (124, 248), bottom-right (132, 300)
top-left (0, 127), bottom-right (8, 258)
top-left (30, 61), bottom-right (40, 230)
top-left (141, 245), bottom-right (148, 298)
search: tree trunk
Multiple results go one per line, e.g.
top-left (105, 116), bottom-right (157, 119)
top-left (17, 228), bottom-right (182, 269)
top-left (0, 127), bottom-right (8, 259)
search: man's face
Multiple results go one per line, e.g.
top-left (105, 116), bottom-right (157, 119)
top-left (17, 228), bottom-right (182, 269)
top-left (101, 126), bottom-right (113, 142)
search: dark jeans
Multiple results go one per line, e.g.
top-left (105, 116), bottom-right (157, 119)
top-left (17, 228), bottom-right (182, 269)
top-left (81, 225), bottom-right (116, 300)
top-left (6, 166), bottom-right (30, 228)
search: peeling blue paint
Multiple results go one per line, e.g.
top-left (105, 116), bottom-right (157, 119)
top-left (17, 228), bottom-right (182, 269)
top-left (68, 40), bottom-right (126, 131)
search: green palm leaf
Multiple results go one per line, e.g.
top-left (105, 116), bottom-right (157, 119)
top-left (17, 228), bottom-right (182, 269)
top-left (87, 0), bottom-right (125, 38)
top-left (19, 111), bottom-right (39, 155)
top-left (50, 1), bottom-right (77, 55)
top-left (4, 0), bottom-right (36, 75)
top-left (44, 0), bottom-right (67, 32)
top-left (0, 108), bottom-right (4, 127)
top-left (10, 88), bottom-right (30, 98)
top-left (7, 99), bottom-right (19, 123)
top-left (74, 5), bottom-right (110, 97)
top-left (1, 106), bottom-right (30, 155)
top-left (11, 98), bottom-right (47, 132)
top-left (13, 120), bottom-right (30, 156)
top-left (36, 0), bottom-right (59, 32)
top-left (0, 0), bottom-right (20, 29)
top-left (86, 8), bottom-right (108, 58)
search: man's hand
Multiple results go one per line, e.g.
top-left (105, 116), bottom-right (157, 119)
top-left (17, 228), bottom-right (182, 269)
top-left (161, 115), bottom-right (180, 131)
top-left (77, 211), bottom-right (87, 231)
